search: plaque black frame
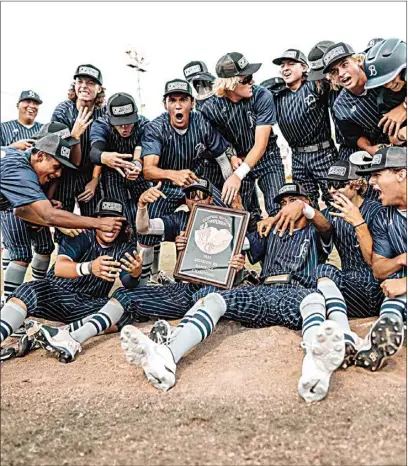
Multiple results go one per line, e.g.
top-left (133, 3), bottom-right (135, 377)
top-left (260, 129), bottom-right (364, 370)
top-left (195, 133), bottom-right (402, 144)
top-left (174, 205), bottom-right (250, 289)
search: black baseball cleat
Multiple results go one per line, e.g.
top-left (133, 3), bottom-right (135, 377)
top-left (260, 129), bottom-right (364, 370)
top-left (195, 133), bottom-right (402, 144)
top-left (33, 325), bottom-right (82, 363)
top-left (10, 325), bottom-right (27, 338)
top-left (149, 320), bottom-right (174, 345)
top-left (1, 347), bottom-right (16, 362)
top-left (15, 333), bottom-right (39, 358)
top-left (355, 316), bottom-right (405, 371)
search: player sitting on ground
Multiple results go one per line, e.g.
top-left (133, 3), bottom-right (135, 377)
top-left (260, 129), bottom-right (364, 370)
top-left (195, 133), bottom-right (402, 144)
top-left (0, 198), bottom-right (142, 363)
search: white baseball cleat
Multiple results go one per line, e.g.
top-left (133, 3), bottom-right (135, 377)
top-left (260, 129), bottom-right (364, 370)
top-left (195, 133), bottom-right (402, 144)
top-left (34, 325), bottom-right (82, 363)
top-left (298, 320), bottom-right (345, 403)
top-left (120, 325), bottom-right (176, 392)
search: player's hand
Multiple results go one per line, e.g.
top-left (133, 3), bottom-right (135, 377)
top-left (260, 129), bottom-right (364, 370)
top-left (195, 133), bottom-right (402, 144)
top-left (230, 193), bottom-right (244, 210)
top-left (381, 278), bottom-right (407, 299)
top-left (71, 106), bottom-right (93, 139)
top-left (175, 231), bottom-right (187, 252)
top-left (366, 144), bottom-right (388, 156)
top-left (271, 201), bottom-right (305, 237)
top-left (329, 193), bottom-right (364, 227)
top-left (231, 155), bottom-right (243, 170)
top-left (138, 182), bottom-right (167, 207)
top-left (50, 199), bottom-right (63, 209)
top-left (124, 164), bottom-right (141, 181)
top-left (257, 216), bottom-right (275, 238)
top-left (120, 250), bottom-right (143, 278)
top-left (172, 169), bottom-right (199, 188)
top-left (101, 152), bottom-right (136, 177)
top-left (378, 104), bottom-right (407, 138)
top-left (56, 227), bottom-right (84, 238)
top-left (228, 254), bottom-right (245, 272)
top-left (10, 139), bottom-right (35, 150)
top-left (77, 178), bottom-right (99, 203)
top-left (222, 173), bottom-right (241, 205)
top-left (92, 255), bottom-right (121, 282)
top-left (97, 217), bottom-right (126, 232)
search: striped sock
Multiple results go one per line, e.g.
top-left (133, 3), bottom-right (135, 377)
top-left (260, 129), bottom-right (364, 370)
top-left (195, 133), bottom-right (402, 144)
top-left (318, 279), bottom-right (351, 333)
top-left (2, 249), bottom-right (10, 272)
top-left (138, 245), bottom-right (153, 286)
top-left (300, 292), bottom-right (326, 347)
top-left (152, 244), bottom-right (161, 275)
top-left (170, 298), bottom-right (206, 340)
top-left (4, 262), bottom-right (27, 300)
top-left (379, 294), bottom-right (406, 323)
top-left (31, 254), bottom-right (50, 280)
top-left (70, 300), bottom-right (124, 344)
top-left (1, 302), bottom-right (27, 343)
top-left (168, 293), bottom-right (226, 363)
top-left (69, 314), bottom-right (95, 333)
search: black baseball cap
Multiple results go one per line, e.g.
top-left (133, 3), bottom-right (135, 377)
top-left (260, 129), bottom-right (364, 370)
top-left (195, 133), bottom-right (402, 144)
top-left (273, 183), bottom-right (310, 204)
top-left (307, 41), bottom-right (335, 81)
top-left (18, 90), bottom-right (42, 105)
top-left (33, 122), bottom-right (79, 147)
top-left (107, 93), bottom-right (138, 126)
top-left (356, 147), bottom-right (407, 175)
top-left (33, 134), bottom-right (77, 170)
top-left (94, 198), bottom-right (125, 217)
top-left (322, 42), bottom-right (355, 74)
top-left (73, 64), bottom-right (103, 85)
top-left (163, 79), bottom-right (193, 98)
top-left (364, 38), bottom-right (385, 53)
top-left (183, 61), bottom-right (215, 83)
top-left (215, 52), bottom-right (261, 78)
top-left (273, 49), bottom-right (308, 66)
top-left (321, 160), bottom-right (360, 181)
top-left (183, 178), bottom-right (213, 196)
top-left (260, 77), bottom-right (286, 94)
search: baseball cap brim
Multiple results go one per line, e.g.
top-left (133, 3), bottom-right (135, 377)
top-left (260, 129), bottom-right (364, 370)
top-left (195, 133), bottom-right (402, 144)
top-left (239, 63), bottom-right (262, 76)
top-left (307, 68), bottom-right (327, 82)
top-left (18, 97), bottom-right (43, 105)
top-left (365, 66), bottom-right (406, 89)
top-left (322, 52), bottom-right (353, 74)
top-left (189, 71), bottom-right (216, 83)
top-left (110, 112), bottom-right (138, 126)
top-left (273, 191), bottom-right (310, 204)
top-left (163, 89), bottom-right (193, 98)
top-left (183, 184), bottom-right (212, 196)
top-left (73, 72), bottom-right (102, 85)
top-left (273, 56), bottom-right (306, 66)
top-left (51, 154), bottom-right (78, 171)
top-left (355, 166), bottom-right (387, 175)
top-left (32, 131), bottom-right (79, 147)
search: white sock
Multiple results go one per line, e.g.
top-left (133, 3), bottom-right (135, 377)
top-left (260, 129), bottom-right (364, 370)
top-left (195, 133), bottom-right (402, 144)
top-left (1, 302), bottom-right (27, 343)
top-left (300, 292), bottom-right (326, 348)
top-left (4, 262), bottom-right (28, 300)
top-left (31, 254), bottom-right (50, 280)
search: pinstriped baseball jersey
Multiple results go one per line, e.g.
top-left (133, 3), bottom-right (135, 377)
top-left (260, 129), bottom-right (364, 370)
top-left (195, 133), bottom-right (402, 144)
top-left (328, 89), bottom-right (354, 159)
top-left (247, 224), bottom-right (327, 287)
top-left (52, 100), bottom-right (106, 169)
top-left (0, 120), bottom-right (42, 147)
top-left (162, 210), bottom-right (189, 241)
top-left (198, 85), bottom-right (279, 157)
top-left (371, 207), bottom-right (407, 278)
top-left (90, 114), bottom-right (149, 153)
top-left (47, 230), bottom-right (136, 297)
top-left (322, 198), bottom-right (382, 278)
top-left (274, 81), bottom-right (332, 147)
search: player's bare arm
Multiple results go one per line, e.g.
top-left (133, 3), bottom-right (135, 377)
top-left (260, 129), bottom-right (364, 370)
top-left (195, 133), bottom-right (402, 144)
top-left (77, 165), bottom-right (101, 203)
top-left (55, 254), bottom-right (121, 282)
top-left (371, 252), bottom-right (407, 280)
top-left (143, 154), bottom-right (199, 187)
top-left (136, 183), bottom-right (167, 235)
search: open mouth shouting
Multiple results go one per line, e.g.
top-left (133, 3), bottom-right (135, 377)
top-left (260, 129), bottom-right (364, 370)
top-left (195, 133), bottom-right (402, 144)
top-left (340, 75), bottom-right (352, 87)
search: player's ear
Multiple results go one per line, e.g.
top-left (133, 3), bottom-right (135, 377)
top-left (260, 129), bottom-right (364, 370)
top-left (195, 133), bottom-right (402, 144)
top-left (163, 98), bottom-right (168, 111)
top-left (397, 169), bottom-right (407, 182)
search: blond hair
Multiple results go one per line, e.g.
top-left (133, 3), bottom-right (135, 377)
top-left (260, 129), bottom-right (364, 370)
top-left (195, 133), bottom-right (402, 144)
top-left (213, 76), bottom-right (240, 97)
top-left (329, 54), bottom-right (365, 91)
top-left (67, 82), bottom-right (106, 108)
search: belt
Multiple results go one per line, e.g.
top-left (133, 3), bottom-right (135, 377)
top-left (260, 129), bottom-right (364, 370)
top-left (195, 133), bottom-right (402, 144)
top-left (295, 140), bottom-right (334, 153)
top-left (263, 274), bottom-right (291, 285)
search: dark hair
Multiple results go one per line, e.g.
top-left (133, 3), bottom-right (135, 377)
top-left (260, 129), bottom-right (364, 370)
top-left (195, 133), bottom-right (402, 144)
top-left (68, 82), bottom-right (106, 108)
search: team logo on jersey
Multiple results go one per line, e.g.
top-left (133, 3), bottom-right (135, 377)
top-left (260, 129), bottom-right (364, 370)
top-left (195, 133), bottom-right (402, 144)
top-left (112, 103), bottom-right (134, 116)
top-left (351, 105), bottom-right (356, 113)
top-left (368, 65), bottom-right (378, 77)
top-left (237, 56), bottom-right (249, 70)
top-left (372, 154), bottom-right (383, 165)
top-left (247, 111), bottom-right (255, 129)
top-left (328, 166), bottom-right (347, 176)
top-left (184, 64), bottom-right (202, 77)
top-left (310, 58), bottom-right (324, 70)
top-left (304, 94), bottom-right (317, 110)
top-left (54, 128), bottom-right (71, 140)
top-left (78, 66), bottom-right (99, 79)
top-left (195, 143), bottom-right (206, 158)
top-left (294, 239), bottom-right (310, 261)
top-left (167, 81), bottom-right (188, 91)
top-left (60, 146), bottom-right (70, 158)
top-left (323, 46), bottom-right (346, 66)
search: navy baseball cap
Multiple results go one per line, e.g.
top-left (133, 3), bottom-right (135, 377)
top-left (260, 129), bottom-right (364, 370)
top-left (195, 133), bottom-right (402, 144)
top-left (183, 61), bottom-right (215, 83)
top-left (260, 77), bottom-right (286, 94)
top-left (18, 90), bottom-right (42, 105)
top-left (74, 64), bottom-right (103, 85)
top-left (322, 42), bottom-right (355, 74)
top-left (307, 41), bottom-right (335, 81)
top-left (107, 93), bottom-right (138, 126)
top-left (356, 147), bottom-right (407, 175)
top-left (321, 160), bottom-right (360, 181)
top-left (33, 134), bottom-right (77, 170)
top-left (216, 52), bottom-right (261, 78)
top-left (183, 178), bottom-right (213, 196)
top-left (163, 79), bottom-right (193, 98)
top-left (33, 122), bottom-right (79, 147)
top-left (273, 49), bottom-right (308, 66)
top-left (364, 38), bottom-right (385, 53)
top-left (94, 198), bottom-right (125, 217)
top-left (273, 183), bottom-right (310, 203)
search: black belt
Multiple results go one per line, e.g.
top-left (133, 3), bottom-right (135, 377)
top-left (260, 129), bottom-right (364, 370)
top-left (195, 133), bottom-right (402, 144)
top-left (294, 140), bottom-right (334, 153)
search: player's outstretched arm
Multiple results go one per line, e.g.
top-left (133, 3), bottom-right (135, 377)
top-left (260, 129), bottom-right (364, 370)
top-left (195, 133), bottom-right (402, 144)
top-left (371, 252), bottom-right (407, 281)
top-left (136, 183), bottom-right (167, 235)
top-left (143, 155), bottom-right (199, 187)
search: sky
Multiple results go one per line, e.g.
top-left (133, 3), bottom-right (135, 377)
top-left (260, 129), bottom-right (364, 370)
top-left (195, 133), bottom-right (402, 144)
top-left (1, 1), bottom-right (406, 123)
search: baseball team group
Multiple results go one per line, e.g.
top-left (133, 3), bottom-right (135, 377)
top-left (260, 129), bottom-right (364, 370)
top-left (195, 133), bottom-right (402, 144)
top-left (0, 37), bottom-right (406, 403)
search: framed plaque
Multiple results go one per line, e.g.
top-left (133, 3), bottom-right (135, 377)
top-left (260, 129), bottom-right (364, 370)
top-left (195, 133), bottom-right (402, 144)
top-left (174, 205), bottom-right (250, 289)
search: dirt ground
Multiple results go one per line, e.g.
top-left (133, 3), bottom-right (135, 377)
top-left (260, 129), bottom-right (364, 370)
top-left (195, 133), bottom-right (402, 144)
top-left (1, 240), bottom-right (407, 466)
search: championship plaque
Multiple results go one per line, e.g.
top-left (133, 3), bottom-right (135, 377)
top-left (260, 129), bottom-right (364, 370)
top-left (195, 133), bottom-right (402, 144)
top-left (174, 205), bottom-right (250, 289)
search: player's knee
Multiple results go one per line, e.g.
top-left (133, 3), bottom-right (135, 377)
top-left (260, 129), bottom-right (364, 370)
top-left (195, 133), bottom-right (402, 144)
top-left (202, 293), bottom-right (227, 321)
top-left (300, 292), bottom-right (325, 312)
top-left (111, 288), bottom-right (132, 311)
top-left (8, 284), bottom-right (35, 312)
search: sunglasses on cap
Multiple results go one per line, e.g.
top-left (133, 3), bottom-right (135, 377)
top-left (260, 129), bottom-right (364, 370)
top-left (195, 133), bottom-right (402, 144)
top-left (185, 190), bottom-right (210, 200)
top-left (327, 180), bottom-right (349, 190)
top-left (238, 74), bottom-right (253, 85)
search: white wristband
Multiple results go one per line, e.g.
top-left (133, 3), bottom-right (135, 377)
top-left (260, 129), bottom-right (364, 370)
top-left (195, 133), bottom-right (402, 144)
top-left (235, 162), bottom-right (251, 181)
top-left (302, 202), bottom-right (315, 220)
top-left (76, 262), bottom-right (92, 277)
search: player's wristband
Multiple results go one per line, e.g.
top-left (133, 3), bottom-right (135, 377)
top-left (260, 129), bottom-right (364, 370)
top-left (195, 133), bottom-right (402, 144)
top-left (353, 221), bottom-right (366, 229)
top-left (132, 160), bottom-right (143, 171)
top-left (76, 261), bottom-right (92, 277)
top-left (296, 200), bottom-right (315, 219)
top-left (235, 162), bottom-right (251, 181)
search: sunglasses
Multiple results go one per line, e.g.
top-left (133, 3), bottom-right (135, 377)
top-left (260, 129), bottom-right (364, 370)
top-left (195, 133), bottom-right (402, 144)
top-left (238, 74), bottom-right (253, 85)
top-left (185, 190), bottom-right (209, 200)
top-left (327, 180), bottom-right (349, 190)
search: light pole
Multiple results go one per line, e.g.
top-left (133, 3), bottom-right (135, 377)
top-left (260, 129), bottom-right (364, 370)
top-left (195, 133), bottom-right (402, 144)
top-left (125, 46), bottom-right (148, 114)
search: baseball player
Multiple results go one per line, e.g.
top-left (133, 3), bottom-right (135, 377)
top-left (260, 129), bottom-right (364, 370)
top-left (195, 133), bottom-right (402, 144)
top-left (51, 64), bottom-right (106, 242)
top-left (272, 48), bottom-right (338, 208)
top-left (90, 92), bottom-right (152, 224)
top-left (120, 183), bottom-right (348, 403)
top-left (0, 198), bottom-right (142, 363)
top-left (183, 61), bottom-right (216, 106)
top-left (354, 147), bottom-right (407, 371)
top-left (138, 79), bottom-right (231, 284)
top-left (198, 52), bottom-right (285, 216)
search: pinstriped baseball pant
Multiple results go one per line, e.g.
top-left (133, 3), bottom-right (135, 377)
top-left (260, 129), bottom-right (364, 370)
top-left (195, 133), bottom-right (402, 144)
top-left (0, 210), bottom-right (54, 262)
